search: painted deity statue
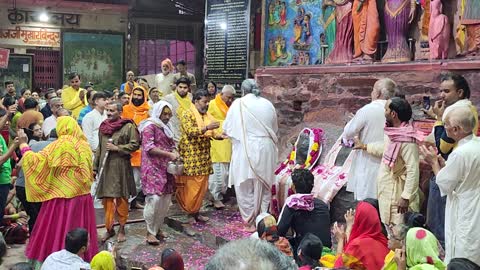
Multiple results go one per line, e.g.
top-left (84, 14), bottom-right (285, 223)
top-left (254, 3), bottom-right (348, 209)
top-left (302, 14), bottom-right (312, 44)
top-left (382, 0), bottom-right (417, 62)
top-left (294, 7), bottom-right (306, 43)
top-left (268, 1), bottom-right (276, 25)
top-left (429, 0), bottom-right (450, 59)
top-left (322, 0), bottom-right (337, 57)
top-left (280, 1), bottom-right (287, 26)
top-left (459, 0), bottom-right (480, 56)
top-left (415, 0), bottom-right (431, 60)
top-left (352, 0), bottom-right (380, 61)
top-left (326, 0), bottom-right (354, 63)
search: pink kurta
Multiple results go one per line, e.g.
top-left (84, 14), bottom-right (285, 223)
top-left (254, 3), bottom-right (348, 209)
top-left (140, 124), bottom-right (175, 195)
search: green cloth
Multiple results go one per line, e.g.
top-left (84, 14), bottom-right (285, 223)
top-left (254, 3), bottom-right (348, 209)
top-left (323, 6), bottom-right (336, 57)
top-left (0, 136), bottom-right (12, 185)
top-left (407, 228), bottom-right (446, 270)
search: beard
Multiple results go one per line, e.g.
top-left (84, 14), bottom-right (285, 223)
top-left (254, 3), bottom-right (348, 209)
top-left (132, 98), bottom-right (144, 106)
top-left (385, 119), bottom-right (393, 127)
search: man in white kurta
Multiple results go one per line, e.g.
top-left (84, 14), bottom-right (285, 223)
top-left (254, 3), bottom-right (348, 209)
top-left (343, 78), bottom-right (397, 200)
top-left (82, 92), bottom-right (108, 152)
top-left (223, 79), bottom-right (278, 229)
top-left (421, 106), bottom-right (480, 265)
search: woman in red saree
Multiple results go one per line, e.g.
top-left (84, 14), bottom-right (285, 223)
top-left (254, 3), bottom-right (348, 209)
top-left (334, 201), bottom-right (390, 270)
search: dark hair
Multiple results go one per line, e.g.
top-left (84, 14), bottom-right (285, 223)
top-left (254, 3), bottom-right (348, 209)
top-left (176, 59), bottom-right (186, 66)
top-left (175, 77), bottom-right (191, 87)
top-left (119, 91), bottom-right (129, 97)
top-left (21, 88), bottom-right (30, 95)
top-left (404, 212), bottom-right (427, 229)
top-left (64, 228), bottom-right (88, 254)
top-left (68, 73), bottom-right (80, 81)
top-left (0, 109), bottom-right (6, 117)
top-left (92, 92), bottom-right (106, 102)
top-left (206, 81), bottom-right (217, 89)
top-left (45, 89), bottom-right (56, 100)
top-left (298, 233), bottom-right (323, 267)
top-left (50, 128), bottom-right (58, 139)
top-left (441, 72), bottom-right (471, 99)
top-left (86, 89), bottom-right (95, 101)
top-left (25, 122), bottom-right (41, 142)
top-left (448, 258), bottom-right (480, 270)
top-left (9, 262), bottom-right (34, 270)
top-left (256, 216), bottom-right (279, 243)
top-left (2, 96), bottom-right (17, 108)
top-left (24, 98), bottom-right (38, 110)
top-left (193, 90), bottom-right (209, 102)
top-left (161, 248), bottom-right (185, 270)
top-left (291, 168), bottom-right (314, 193)
top-left (4, 81), bottom-right (13, 87)
top-left (389, 97), bottom-right (412, 122)
top-left (102, 90), bottom-right (114, 99)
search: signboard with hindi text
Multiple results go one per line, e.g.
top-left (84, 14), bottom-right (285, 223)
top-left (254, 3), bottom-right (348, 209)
top-left (0, 27), bottom-right (61, 48)
top-left (0, 48), bottom-right (9, 68)
top-left (205, 0), bottom-right (250, 84)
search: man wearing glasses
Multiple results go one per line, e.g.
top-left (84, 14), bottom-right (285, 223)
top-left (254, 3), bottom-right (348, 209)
top-left (62, 73), bottom-right (87, 119)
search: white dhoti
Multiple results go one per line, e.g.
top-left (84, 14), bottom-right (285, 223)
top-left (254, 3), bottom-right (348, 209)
top-left (208, 163), bottom-right (229, 201)
top-left (143, 194), bottom-right (172, 235)
top-left (235, 178), bottom-right (271, 223)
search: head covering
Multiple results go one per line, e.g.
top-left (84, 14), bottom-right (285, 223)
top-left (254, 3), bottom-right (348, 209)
top-left (448, 258), bottom-right (480, 270)
top-left (334, 202), bottom-right (390, 270)
top-left (99, 116), bottom-right (135, 137)
top-left (241, 79), bottom-right (261, 97)
top-left (91, 251), bottom-right (116, 270)
top-left (22, 116), bottom-right (93, 202)
top-left (406, 228), bottom-right (446, 270)
top-left (256, 213), bottom-right (294, 258)
top-left (138, 101), bottom-right (174, 138)
top-left (161, 248), bottom-right (185, 270)
top-left (161, 58), bottom-right (174, 73)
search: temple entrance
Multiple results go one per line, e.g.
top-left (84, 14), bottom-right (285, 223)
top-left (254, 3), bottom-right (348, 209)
top-left (26, 48), bottom-right (61, 91)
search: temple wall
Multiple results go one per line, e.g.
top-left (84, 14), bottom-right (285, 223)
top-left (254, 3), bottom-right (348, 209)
top-left (256, 60), bottom-right (480, 158)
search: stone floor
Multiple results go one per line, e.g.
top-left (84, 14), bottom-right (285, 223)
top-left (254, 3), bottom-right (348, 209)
top-left (0, 198), bottom-right (251, 270)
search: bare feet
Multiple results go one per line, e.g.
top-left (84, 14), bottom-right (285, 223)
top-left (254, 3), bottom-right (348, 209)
top-left (101, 229), bottom-right (115, 242)
top-left (146, 233), bottom-right (160, 245)
top-left (157, 230), bottom-right (169, 239)
top-left (213, 200), bottom-right (225, 209)
top-left (184, 227), bottom-right (196, 237)
top-left (194, 214), bottom-right (209, 222)
top-left (245, 224), bottom-right (256, 233)
top-left (117, 225), bottom-right (126, 242)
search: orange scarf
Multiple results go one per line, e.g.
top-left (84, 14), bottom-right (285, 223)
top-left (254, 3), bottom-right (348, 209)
top-left (124, 81), bottom-right (139, 95)
top-left (214, 94), bottom-right (229, 118)
top-left (190, 103), bottom-right (215, 137)
top-left (122, 86), bottom-right (150, 125)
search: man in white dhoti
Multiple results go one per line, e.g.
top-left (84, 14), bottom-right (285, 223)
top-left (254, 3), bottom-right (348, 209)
top-left (343, 78), bottom-right (397, 200)
top-left (421, 106), bottom-right (480, 265)
top-left (223, 79), bottom-right (278, 231)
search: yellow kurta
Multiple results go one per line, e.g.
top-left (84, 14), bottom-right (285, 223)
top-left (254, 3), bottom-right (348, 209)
top-left (367, 135), bottom-right (420, 225)
top-left (62, 86), bottom-right (87, 119)
top-left (208, 95), bottom-right (232, 163)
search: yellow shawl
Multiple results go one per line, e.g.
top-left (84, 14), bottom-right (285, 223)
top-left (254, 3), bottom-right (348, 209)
top-left (23, 116), bottom-right (93, 202)
top-left (190, 103), bottom-right (215, 138)
top-left (208, 94), bottom-right (232, 162)
top-left (174, 91), bottom-right (192, 112)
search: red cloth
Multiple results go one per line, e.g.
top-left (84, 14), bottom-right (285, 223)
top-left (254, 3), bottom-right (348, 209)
top-left (334, 202), bottom-right (389, 270)
top-left (25, 194), bottom-right (99, 262)
top-left (99, 118), bottom-right (135, 136)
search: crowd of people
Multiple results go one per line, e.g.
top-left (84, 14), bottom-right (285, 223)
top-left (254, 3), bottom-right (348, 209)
top-left (0, 58), bottom-right (478, 270)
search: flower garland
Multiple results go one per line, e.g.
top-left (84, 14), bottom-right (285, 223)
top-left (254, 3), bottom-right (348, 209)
top-left (275, 128), bottom-right (324, 175)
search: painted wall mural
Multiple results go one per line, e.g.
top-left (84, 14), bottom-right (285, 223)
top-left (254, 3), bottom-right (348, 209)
top-left (264, 0), bottom-right (334, 66)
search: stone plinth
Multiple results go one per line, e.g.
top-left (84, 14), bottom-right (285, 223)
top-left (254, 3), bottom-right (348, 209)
top-left (256, 60), bottom-right (480, 158)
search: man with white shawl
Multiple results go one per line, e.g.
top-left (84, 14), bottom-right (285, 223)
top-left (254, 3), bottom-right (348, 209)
top-left (421, 106), bottom-right (480, 265)
top-left (138, 101), bottom-right (179, 245)
top-left (223, 79), bottom-right (279, 231)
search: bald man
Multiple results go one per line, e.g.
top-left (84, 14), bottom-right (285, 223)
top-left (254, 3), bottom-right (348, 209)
top-left (421, 106), bottom-right (480, 265)
top-left (120, 70), bottom-right (139, 94)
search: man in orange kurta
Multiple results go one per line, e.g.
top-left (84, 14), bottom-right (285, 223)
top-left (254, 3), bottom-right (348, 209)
top-left (352, 0), bottom-right (380, 60)
top-left (121, 86), bottom-right (150, 208)
top-left (121, 70), bottom-right (139, 95)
